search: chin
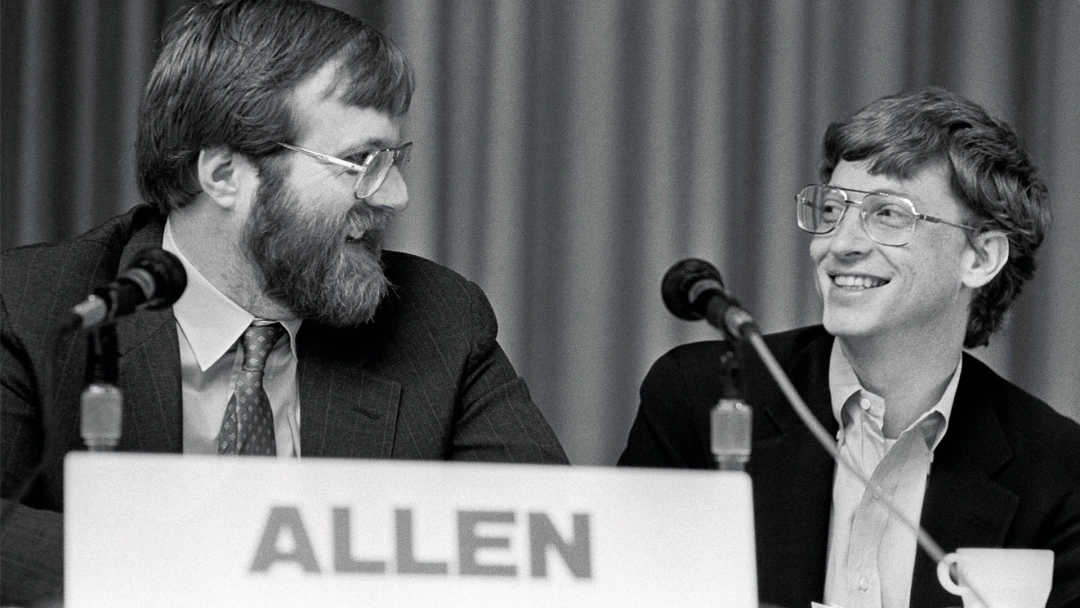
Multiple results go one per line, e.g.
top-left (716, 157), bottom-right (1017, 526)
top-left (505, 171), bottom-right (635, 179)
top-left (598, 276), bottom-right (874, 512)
top-left (821, 310), bottom-right (880, 340)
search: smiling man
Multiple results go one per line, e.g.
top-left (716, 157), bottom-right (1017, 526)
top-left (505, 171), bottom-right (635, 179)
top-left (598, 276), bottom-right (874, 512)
top-left (620, 88), bottom-right (1080, 607)
top-left (0, 1), bottom-right (566, 604)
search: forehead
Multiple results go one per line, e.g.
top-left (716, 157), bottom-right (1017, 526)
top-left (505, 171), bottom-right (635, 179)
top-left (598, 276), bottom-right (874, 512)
top-left (289, 60), bottom-right (401, 151)
top-left (829, 159), bottom-right (965, 216)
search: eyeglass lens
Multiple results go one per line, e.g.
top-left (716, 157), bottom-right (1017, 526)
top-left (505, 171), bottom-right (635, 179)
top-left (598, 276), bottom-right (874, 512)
top-left (354, 144), bottom-right (411, 199)
top-left (797, 185), bottom-right (917, 246)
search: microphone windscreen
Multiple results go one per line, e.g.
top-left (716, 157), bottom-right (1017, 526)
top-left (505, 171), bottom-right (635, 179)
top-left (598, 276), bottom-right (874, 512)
top-left (661, 258), bottom-right (724, 321)
top-left (127, 248), bottom-right (187, 310)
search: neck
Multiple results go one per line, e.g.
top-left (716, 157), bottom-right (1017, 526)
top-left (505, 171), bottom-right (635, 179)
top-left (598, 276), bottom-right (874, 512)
top-left (838, 327), bottom-right (963, 438)
top-left (168, 205), bottom-right (297, 321)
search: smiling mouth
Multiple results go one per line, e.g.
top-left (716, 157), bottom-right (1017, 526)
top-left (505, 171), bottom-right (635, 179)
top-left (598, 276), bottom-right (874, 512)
top-left (831, 274), bottom-right (889, 290)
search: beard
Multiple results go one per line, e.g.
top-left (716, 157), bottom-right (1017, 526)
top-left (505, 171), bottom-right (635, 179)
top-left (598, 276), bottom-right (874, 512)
top-left (243, 160), bottom-right (391, 327)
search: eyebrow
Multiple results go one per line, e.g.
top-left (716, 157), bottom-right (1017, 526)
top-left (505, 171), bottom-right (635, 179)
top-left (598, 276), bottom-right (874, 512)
top-left (338, 137), bottom-right (401, 159)
top-left (874, 188), bottom-right (917, 200)
top-left (831, 184), bottom-right (918, 202)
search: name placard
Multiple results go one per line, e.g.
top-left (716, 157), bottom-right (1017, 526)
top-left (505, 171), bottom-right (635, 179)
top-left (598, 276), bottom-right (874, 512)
top-left (65, 453), bottom-right (756, 606)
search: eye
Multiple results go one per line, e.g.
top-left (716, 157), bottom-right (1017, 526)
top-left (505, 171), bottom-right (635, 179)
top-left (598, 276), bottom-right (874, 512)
top-left (819, 200), bottom-right (845, 221)
top-left (345, 151), bottom-right (373, 166)
top-left (867, 200), bottom-right (915, 228)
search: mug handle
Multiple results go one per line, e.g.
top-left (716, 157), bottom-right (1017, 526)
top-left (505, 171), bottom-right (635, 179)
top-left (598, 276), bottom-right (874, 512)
top-left (936, 553), bottom-right (965, 594)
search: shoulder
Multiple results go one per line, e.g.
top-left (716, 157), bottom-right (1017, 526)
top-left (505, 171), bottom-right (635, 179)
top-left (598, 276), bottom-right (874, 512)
top-left (650, 324), bottom-right (832, 383)
top-left (961, 355), bottom-right (1080, 440)
top-left (3, 205), bottom-right (160, 265)
top-left (959, 354), bottom-right (1080, 476)
top-left (642, 324), bottom-right (832, 407)
top-left (381, 250), bottom-right (484, 303)
top-left (374, 250), bottom-right (496, 338)
top-left (2, 206), bottom-right (164, 330)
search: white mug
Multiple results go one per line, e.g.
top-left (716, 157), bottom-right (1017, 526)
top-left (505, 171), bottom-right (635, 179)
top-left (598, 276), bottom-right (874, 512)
top-left (936, 548), bottom-right (1054, 608)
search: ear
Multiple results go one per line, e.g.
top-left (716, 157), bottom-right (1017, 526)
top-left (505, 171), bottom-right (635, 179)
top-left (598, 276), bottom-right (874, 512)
top-left (196, 147), bottom-right (245, 210)
top-left (961, 230), bottom-right (1009, 289)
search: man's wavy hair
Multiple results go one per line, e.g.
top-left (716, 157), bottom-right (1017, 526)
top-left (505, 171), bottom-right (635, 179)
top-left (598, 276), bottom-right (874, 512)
top-left (820, 87), bottom-right (1049, 348)
top-left (136, 0), bottom-right (414, 214)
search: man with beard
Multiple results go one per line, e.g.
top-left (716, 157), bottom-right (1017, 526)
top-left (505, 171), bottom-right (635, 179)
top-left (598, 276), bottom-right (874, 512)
top-left (0, 0), bottom-right (567, 603)
top-left (620, 88), bottom-right (1080, 607)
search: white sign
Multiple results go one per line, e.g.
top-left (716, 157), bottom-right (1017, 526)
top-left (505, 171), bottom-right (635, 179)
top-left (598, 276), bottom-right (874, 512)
top-left (65, 453), bottom-right (756, 607)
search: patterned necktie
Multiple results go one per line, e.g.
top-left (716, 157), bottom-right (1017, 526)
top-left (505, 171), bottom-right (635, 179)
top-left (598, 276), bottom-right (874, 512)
top-left (218, 322), bottom-right (286, 455)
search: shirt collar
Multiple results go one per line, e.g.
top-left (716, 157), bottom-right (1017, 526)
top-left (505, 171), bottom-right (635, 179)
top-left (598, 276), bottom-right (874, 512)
top-left (163, 218), bottom-right (302, 371)
top-left (828, 339), bottom-right (961, 450)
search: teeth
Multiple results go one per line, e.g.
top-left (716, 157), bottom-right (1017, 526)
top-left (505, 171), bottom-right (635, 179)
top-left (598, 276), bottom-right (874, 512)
top-left (833, 275), bottom-right (887, 289)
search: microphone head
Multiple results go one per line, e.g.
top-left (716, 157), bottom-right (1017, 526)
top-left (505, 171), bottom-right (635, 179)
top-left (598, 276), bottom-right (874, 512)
top-left (128, 248), bottom-right (187, 310)
top-left (661, 258), bottom-right (725, 321)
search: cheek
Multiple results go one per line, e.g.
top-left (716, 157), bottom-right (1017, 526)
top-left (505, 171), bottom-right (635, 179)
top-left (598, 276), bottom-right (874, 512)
top-left (808, 238), bottom-right (830, 264)
top-left (910, 237), bottom-right (967, 284)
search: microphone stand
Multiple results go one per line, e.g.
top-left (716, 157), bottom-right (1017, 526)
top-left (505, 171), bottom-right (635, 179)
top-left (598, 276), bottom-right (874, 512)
top-left (711, 343), bottom-right (751, 471)
top-left (81, 323), bottom-right (122, 451)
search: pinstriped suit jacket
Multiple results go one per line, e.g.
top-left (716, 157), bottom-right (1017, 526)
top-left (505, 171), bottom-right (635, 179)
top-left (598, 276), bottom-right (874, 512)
top-left (0, 205), bottom-right (568, 605)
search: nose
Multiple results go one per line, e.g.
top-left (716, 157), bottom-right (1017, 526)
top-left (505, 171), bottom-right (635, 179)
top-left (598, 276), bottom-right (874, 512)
top-left (362, 167), bottom-right (409, 211)
top-left (826, 203), bottom-right (873, 255)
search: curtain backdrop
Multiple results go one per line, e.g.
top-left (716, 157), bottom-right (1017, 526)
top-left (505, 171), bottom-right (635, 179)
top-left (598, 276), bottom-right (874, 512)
top-left (3, 0), bottom-right (1078, 465)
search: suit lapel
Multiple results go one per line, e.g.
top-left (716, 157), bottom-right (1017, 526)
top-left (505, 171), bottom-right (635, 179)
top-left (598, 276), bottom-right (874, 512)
top-left (910, 357), bottom-right (1017, 607)
top-left (297, 321), bottom-right (400, 458)
top-left (115, 308), bottom-right (183, 452)
top-left (112, 214), bottom-right (184, 453)
top-left (746, 332), bottom-right (838, 604)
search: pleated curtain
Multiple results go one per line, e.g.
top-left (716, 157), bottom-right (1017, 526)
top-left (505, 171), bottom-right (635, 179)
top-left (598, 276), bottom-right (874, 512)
top-left (4, 0), bottom-right (1078, 464)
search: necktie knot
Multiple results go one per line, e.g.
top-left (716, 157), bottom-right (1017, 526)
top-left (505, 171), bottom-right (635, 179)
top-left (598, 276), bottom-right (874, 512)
top-left (241, 322), bottom-right (285, 372)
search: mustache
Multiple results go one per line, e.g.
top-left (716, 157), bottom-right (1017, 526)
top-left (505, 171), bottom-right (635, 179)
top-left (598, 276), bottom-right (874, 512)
top-left (345, 205), bottom-right (395, 241)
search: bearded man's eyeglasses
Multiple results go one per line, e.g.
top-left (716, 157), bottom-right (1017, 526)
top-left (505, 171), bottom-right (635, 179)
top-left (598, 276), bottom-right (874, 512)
top-left (277, 141), bottom-right (412, 199)
top-left (795, 184), bottom-right (978, 247)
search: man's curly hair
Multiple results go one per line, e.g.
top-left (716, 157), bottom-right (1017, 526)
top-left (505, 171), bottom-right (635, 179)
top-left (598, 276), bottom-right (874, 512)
top-left (820, 87), bottom-right (1050, 348)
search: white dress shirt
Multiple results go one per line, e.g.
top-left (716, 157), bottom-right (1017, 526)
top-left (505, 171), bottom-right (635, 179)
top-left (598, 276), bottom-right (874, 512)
top-left (163, 220), bottom-right (303, 457)
top-left (823, 341), bottom-right (961, 608)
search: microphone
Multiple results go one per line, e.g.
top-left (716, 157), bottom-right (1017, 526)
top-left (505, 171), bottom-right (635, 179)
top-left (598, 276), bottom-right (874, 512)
top-left (661, 258), bottom-right (757, 341)
top-left (67, 248), bottom-right (187, 329)
top-left (662, 258), bottom-right (753, 469)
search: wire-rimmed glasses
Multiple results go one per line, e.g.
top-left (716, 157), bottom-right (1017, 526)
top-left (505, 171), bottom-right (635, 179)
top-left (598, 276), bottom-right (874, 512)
top-left (795, 184), bottom-right (978, 247)
top-left (278, 141), bottom-right (413, 199)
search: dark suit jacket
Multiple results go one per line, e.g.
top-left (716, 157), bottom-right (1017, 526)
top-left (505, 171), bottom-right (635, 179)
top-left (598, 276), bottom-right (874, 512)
top-left (619, 325), bottom-right (1080, 608)
top-left (1, 205), bottom-right (567, 605)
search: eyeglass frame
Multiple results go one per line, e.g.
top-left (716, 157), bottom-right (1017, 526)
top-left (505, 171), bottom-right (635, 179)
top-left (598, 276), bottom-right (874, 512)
top-left (277, 141), bottom-right (413, 199)
top-left (795, 183), bottom-right (980, 247)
